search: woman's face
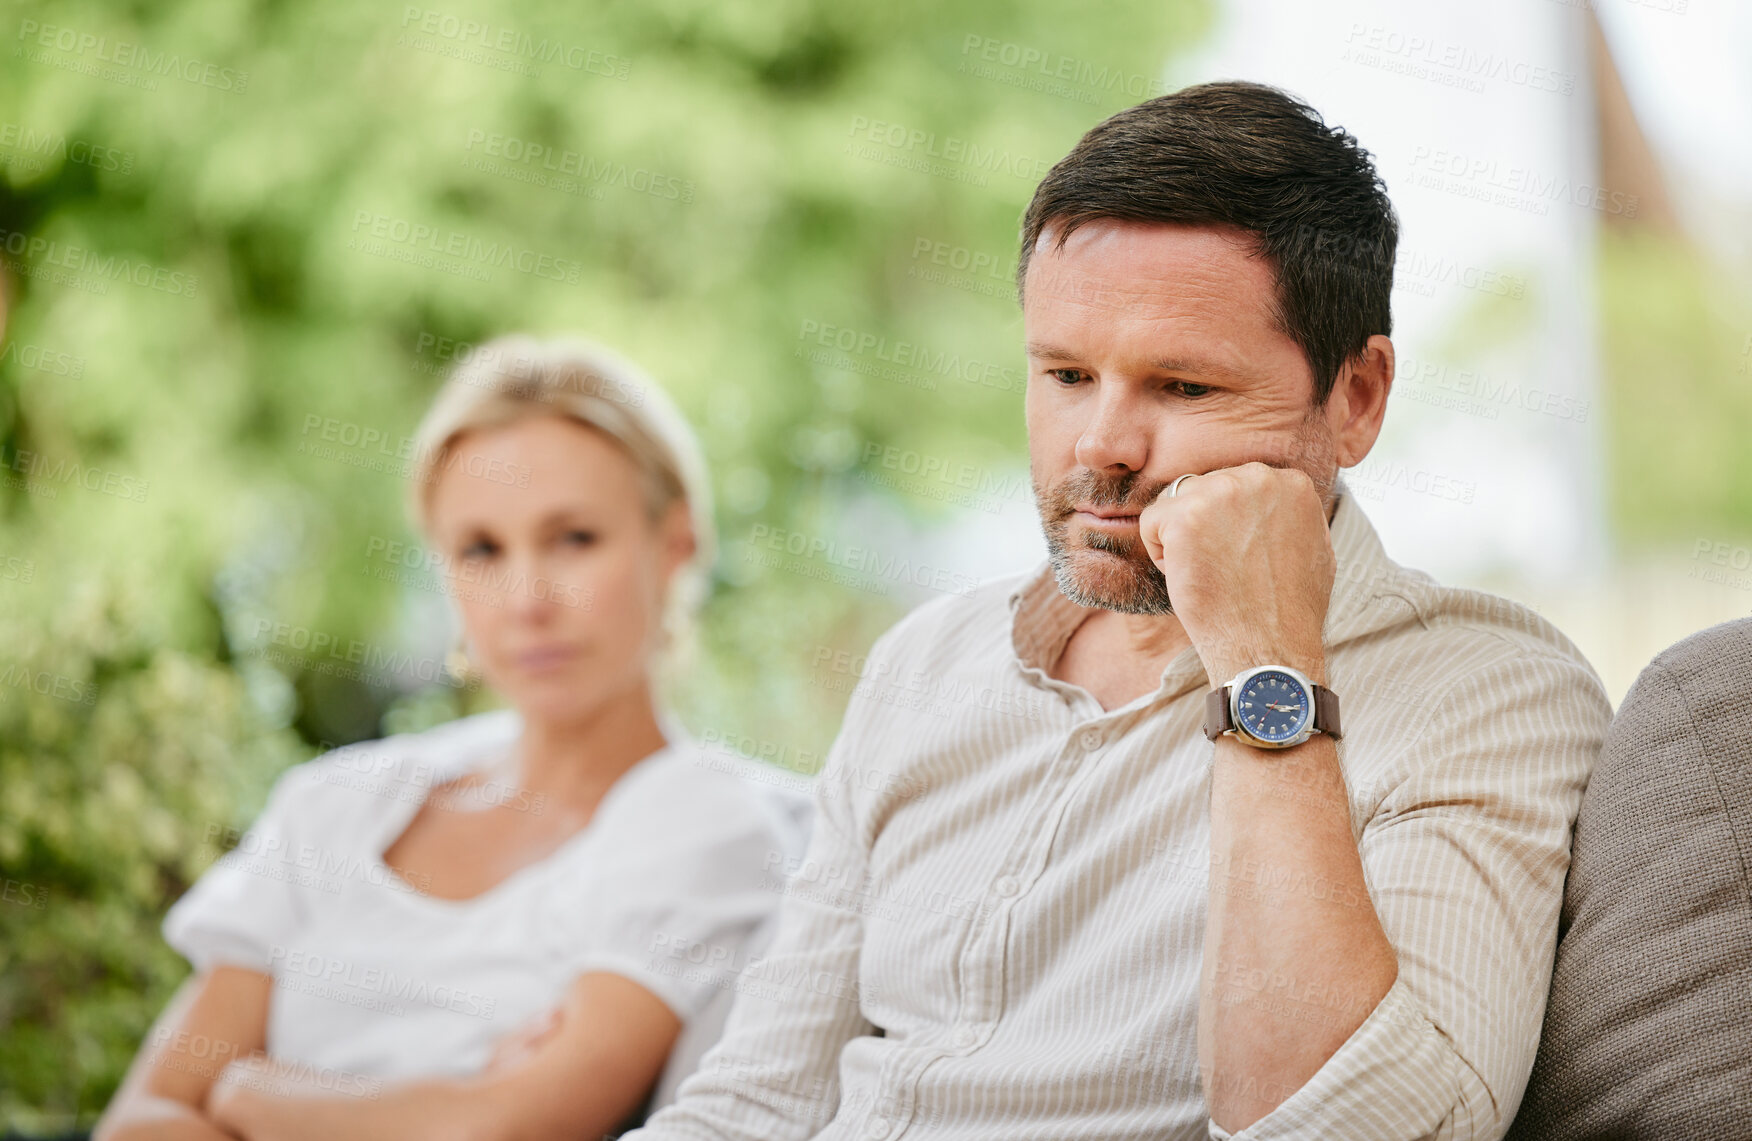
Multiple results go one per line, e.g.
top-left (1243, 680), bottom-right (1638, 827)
top-left (425, 414), bottom-right (693, 725)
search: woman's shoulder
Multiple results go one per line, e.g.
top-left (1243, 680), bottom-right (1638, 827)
top-left (599, 733), bottom-right (813, 859)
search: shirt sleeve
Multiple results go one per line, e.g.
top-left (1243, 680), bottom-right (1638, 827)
top-left (1208, 650), bottom-right (1609, 1141)
top-left (554, 763), bottom-right (803, 1027)
top-left (162, 763), bottom-right (322, 975)
top-left (624, 630), bottom-right (913, 1141)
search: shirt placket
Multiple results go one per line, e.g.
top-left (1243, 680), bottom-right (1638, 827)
top-left (855, 698), bottom-right (1120, 1141)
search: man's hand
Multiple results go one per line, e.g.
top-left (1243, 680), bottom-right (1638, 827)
top-left (1137, 461), bottom-right (1335, 686)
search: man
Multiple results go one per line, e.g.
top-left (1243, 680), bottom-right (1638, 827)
top-left (630, 80), bottom-right (1608, 1141)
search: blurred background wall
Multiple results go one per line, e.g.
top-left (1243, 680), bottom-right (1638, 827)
top-left (0, 0), bottom-right (1746, 1129)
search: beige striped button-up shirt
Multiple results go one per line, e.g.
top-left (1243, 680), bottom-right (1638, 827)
top-left (630, 490), bottom-right (1610, 1141)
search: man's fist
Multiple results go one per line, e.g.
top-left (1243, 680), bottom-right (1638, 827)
top-left (1137, 462), bottom-right (1335, 686)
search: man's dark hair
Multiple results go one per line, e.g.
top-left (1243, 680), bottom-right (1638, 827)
top-left (1018, 80), bottom-right (1397, 405)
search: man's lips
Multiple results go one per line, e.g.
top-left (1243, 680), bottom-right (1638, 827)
top-left (1071, 505), bottom-right (1142, 526)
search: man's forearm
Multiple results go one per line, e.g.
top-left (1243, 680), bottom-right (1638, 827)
top-left (1198, 732), bottom-right (1398, 1132)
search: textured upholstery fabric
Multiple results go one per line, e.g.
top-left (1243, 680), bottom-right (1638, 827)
top-left (1508, 619), bottom-right (1752, 1138)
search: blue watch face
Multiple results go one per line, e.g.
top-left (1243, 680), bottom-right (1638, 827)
top-left (1234, 670), bottom-right (1312, 743)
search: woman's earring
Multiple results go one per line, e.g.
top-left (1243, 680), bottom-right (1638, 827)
top-left (446, 635), bottom-right (478, 686)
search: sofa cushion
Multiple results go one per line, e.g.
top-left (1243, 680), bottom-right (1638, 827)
top-left (1508, 618), bottom-right (1752, 1137)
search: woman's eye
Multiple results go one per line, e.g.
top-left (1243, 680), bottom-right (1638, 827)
top-left (459, 540), bottom-right (498, 561)
top-left (562, 530), bottom-right (597, 546)
top-left (1048, 368), bottom-right (1089, 386)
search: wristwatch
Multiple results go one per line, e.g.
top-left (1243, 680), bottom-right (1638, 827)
top-left (1203, 665), bottom-right (1342, 750)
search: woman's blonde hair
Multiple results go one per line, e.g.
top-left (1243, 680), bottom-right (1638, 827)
top-left (408, 333), bottom-right (715, 667)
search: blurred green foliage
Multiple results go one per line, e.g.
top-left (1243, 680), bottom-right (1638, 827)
top-left (0, 0), bottom-right (1209, 1126)
top-left (1597, 226), bottom-right (1752, 545)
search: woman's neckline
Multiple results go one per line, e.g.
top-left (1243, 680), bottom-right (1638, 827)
top-left (368, 729), bottom-right (676, 908)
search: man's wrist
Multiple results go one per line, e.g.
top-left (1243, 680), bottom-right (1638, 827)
top-left (1205, 650), bottom-right (1327, 688)
top-left (1203, 654), bottom-right (1340, 750)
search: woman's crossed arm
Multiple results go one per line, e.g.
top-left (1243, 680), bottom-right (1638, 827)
top-left (96, 967), bottom-right (682, 1141)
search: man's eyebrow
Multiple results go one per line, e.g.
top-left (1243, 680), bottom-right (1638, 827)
top-left (1147, 354), bottom-right (1253, 381)
top-left (1026, 341), bottom-right (1253, 382)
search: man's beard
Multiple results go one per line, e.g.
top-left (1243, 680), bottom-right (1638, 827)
top-left (1033, 414), bottom-right (1338, 615)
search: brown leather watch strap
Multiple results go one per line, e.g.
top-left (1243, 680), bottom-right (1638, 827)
top-left (1203, 686), bottom-right (1232, 741)
top-left (1313, 684), bottom-right (1343, 741)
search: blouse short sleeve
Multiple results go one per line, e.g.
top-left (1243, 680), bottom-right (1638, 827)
top-left (161, 761), bottom-right (330, 974)
top-left (545, 746), bottom-right (804, 1025)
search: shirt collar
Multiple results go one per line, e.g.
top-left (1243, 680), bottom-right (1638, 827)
top-left (1005, 487), bottom-right (1413, 689)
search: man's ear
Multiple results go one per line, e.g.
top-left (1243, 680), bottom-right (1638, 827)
top-left (1328, 334), bottom-right (1395, 468)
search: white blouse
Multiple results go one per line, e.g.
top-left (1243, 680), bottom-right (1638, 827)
top-left (162, 709), bottom-right (810, 1102)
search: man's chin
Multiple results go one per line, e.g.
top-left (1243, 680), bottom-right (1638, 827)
top-left (1048, 545), bottom-right (1174, 615)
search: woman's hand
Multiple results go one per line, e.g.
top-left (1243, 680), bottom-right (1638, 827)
top-left (483, 1006), bottom-right (564, 1075)
top-left (205, 1055), bottom-right (282, 1138)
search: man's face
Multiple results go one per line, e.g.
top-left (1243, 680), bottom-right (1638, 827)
top-left (1022, 219), bottom-right (1338, 615)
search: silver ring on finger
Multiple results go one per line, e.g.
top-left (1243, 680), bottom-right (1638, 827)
top-left (1167, 472), bottom-right (1197, 498)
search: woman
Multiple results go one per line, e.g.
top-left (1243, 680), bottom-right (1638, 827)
top-left (95, 335), bottom-right (807, 1141)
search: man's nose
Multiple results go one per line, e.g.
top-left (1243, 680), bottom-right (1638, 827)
top-left (1074, 387), bottom-right (1150, 473)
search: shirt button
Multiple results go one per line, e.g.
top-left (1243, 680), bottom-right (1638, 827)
top-left (1080, 728), bottom-right (1103, 750)
top-left (866, 1117), bottom-right (892, 1139)
top-left (992, 876), bottom-right (1019, 897)
top-left (953, 1026), bottom-right (977, 1047)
